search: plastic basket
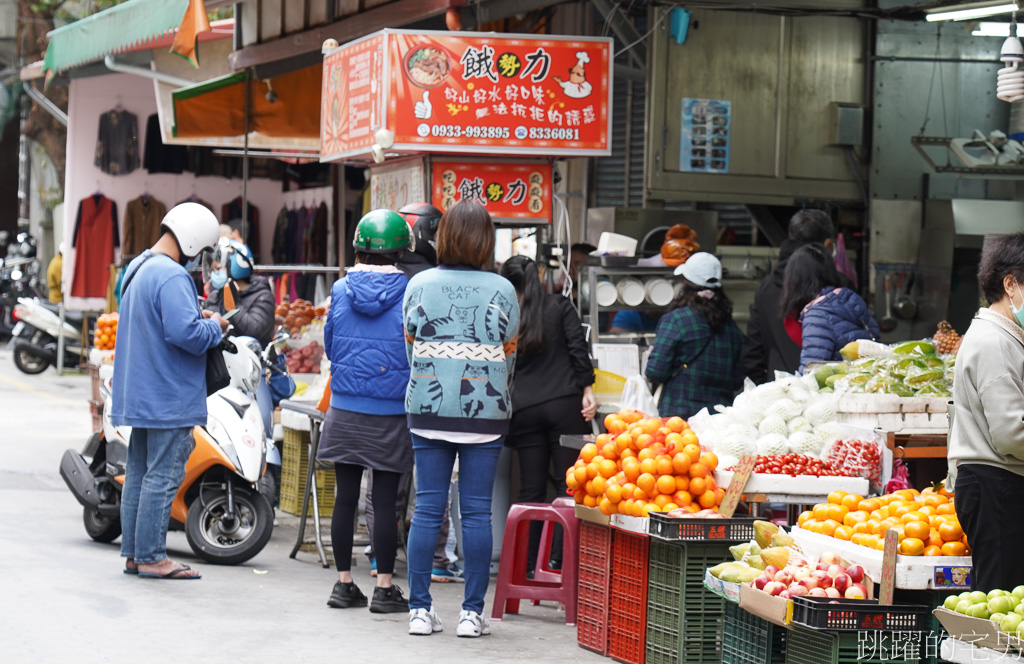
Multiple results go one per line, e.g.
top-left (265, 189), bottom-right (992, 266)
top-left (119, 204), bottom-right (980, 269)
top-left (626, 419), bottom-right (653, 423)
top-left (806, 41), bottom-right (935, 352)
top-left (280, 427), bottom-right (336, 516)
top-left (645, 539), bottom-right (731, 664)
top-left (784, 625), bottom-right (923, 664)
top-left (648, 513), bottom-right (757, 543)
top-left (722, 601), bottom-right (786, 664)
top-left (790, 596), bottom-right (928, 633)
top-left (577, 521), bottom-right (613, 656)
top-left (608, 530), bottom-right (649, 664)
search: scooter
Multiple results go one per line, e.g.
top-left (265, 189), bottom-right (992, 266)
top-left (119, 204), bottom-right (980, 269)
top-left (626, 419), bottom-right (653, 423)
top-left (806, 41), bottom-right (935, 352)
top-left (8, 296), bottom-right (87, 374)
top-left (60, 335), bottom-right (276, 566)
top-left (0, 232), bottom-right (43, 340)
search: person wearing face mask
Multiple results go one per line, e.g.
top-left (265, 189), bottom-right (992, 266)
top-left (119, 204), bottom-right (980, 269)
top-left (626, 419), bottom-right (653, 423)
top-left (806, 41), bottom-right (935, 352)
top-left (948, 233), bottom-right (1024, 592)
top-left (203, 238), bottom-right (275, 346)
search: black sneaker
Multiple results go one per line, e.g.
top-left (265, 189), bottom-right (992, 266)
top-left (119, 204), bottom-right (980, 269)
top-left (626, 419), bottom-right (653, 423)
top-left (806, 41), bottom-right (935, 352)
top-left (327, 581), bottom-right (368, 609)
top-left (370, 584), bottom-right (409, 614)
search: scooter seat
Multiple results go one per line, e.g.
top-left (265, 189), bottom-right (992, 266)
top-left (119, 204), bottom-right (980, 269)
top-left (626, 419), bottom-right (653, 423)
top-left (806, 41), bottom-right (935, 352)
top-left (38, 300), bottom-right (86, 326)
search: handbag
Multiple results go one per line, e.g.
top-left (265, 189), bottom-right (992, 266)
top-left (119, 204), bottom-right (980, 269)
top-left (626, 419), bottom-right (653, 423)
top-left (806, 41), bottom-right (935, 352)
top-left (123, 252), bottom-right (227, 396)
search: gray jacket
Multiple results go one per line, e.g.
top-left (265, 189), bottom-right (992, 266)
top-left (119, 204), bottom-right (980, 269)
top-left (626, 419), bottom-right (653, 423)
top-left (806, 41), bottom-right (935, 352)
top-left (948, 308), bottom-right (1024, 484)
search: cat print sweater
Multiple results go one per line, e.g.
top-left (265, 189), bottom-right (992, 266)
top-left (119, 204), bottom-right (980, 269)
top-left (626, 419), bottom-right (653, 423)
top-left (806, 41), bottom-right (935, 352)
top-left (403, 265), bottom-right (520, 436)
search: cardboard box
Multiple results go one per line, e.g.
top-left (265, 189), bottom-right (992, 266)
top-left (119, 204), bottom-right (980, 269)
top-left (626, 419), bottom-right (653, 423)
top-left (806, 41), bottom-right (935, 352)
top-left (932, 608), bottom-right (1023, 655)
top-left (610, 513), bottom-right (648, 535)
top-left (739, 582), bottom-right (793, 627)
top-left (704, 569), bottom-right (742, 603)
top-left (575, 504), bottom-right (611, 527)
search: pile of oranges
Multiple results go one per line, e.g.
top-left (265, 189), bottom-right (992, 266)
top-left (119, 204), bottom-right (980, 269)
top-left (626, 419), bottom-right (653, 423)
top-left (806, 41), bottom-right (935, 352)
top-left (566, 409), bottom-right (724, 517)
top-left (797, 487), bottom-right (969, 557)
top-left (94, 312), bottom-right (119, 350)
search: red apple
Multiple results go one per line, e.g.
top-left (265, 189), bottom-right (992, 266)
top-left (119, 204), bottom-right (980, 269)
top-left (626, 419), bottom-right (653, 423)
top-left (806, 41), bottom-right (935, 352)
top-left (780, 589), bottom-right (792, 599)
top-left (816, 562), bottom-right (831, 572)
top-left (799, 578), bottom-right (819, 592)
top-left (851, 582), bottom-right (867, 597)
top-left (827, 564), bottom-right (847, 579)
top-left (832, 574), bottom-right (851, 595)
top-left (764, 565), bottom-right (780, 577)
top-left (764, 582), bottom-right (785, 596)
top-left (828, 600), bottom-right (841, 604)
top-left (845, 586), bottom-right (867, 600)
top-left (820, 552), bottom-right (841, 565)
top-left (754, 574), bottom-right (771, 591)
top-left (825, 587), bottom-right (842, 598)
top-left (792, 568), bottom-right (811, 581)
top-left (809, 587), bottom-right (828, 597)
top-left (788, 585), bottom-right (809, 597)
top-left (811, 570), bottom-right (832, 588)
top-left (774, 571), bottom-right (795, 586)
top-left (846, 565), bottom-right (865, 584)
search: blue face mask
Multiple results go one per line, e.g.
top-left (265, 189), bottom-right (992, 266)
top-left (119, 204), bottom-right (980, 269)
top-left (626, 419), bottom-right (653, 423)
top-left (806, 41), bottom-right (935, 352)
top-left (210, 269), bottom-right (229, 290)
top-left (1010, 283), bottom-right (1024, 329)
top-left (183, 256), bottom-right (200, 271)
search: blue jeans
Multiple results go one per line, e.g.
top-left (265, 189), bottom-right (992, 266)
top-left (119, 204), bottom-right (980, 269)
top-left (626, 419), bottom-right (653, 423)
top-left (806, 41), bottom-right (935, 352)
top-left (407, 434), bottom-right (503, 614)
top-left (119, 427), bottom-right (195, 564)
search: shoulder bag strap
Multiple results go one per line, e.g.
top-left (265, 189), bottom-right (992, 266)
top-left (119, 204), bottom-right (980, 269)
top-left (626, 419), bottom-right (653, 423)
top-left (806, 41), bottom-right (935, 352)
top-left (651, 332), bottom-right (715, 404)
top-left (120, 253), bottom-right (157, 294)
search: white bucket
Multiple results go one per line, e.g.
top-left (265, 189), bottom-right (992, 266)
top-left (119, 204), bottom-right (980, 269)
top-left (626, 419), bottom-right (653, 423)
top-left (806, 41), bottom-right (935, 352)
top-left (616, 277), bottom-right (645, 307)
top-left (645, 277), bottom-right (675, 306)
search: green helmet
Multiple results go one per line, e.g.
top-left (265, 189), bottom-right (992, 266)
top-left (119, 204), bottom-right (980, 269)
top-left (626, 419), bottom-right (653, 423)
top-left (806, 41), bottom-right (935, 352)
top-left (353, 209), bottom-right (411, 254)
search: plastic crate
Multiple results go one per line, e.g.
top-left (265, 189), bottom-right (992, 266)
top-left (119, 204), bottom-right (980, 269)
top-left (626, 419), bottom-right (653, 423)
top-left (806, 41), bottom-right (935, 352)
top-left (723, 601), bottom-right (786, 664)
top-left (280, 427), bottom-right (335, 516)
top-left (577, 521), bottom-right (612, 656)
top-left (790, 596), bottom-right (928, 632)
top-left (645, 539), bottom-right (731, 664)
top-left (648, 513), bottom-right (757, 543)
top-left (893, 589), bottom-right (958, 664)
top-left (608, 530), bottom-right (649, 664)
top-left (785, 625), bottom-right (923, 664)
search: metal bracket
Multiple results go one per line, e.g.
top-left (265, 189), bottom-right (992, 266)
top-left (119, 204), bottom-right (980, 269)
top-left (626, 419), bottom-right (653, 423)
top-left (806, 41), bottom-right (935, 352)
top-left (911, 135), bottom-right (1024, 179)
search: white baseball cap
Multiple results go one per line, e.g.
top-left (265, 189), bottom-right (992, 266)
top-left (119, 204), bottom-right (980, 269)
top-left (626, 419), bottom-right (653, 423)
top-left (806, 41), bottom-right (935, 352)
top-left (673, 252), bottom-right (722, 288)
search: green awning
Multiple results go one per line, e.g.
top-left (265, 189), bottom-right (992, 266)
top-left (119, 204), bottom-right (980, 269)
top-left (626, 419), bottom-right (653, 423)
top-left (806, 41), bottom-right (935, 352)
top-left (42, 0), bottom-right (189, 74)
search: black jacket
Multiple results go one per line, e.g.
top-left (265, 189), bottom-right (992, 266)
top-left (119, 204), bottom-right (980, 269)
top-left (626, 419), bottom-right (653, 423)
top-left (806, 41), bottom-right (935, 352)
top-left (397, 249), bottom-right (436, 280)
top-left (512, 295), bottom-right (595, 412)
top-left (741, 240), bottom-right (804, 384)
top-left (205, 276), bottom-right (276, 346)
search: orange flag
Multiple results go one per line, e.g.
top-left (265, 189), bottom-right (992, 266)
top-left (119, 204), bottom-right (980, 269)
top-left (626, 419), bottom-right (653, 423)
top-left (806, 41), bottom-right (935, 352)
top-left (171, 0), bottom-right (211, 68)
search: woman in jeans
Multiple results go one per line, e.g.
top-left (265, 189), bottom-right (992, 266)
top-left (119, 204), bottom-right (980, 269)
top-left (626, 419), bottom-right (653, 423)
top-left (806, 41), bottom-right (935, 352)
top-left (949, 233), bottom-right (1024, 591)
top-left (402, 200), bottom-right (520, 638)
top-left (500, 256), bottom-right (596, 574)
top-left (318, 210), bottom-right (413, 614)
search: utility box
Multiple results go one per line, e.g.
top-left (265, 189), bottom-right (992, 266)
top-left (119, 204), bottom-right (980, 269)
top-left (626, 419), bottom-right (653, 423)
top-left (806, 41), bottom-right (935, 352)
top-left (831, 102), bottom-right (864, 147)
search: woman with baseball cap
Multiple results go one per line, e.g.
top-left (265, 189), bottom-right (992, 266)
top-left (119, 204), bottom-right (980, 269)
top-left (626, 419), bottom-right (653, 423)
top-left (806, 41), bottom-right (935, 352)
top-left (645, 252), bottom-right (744, 418)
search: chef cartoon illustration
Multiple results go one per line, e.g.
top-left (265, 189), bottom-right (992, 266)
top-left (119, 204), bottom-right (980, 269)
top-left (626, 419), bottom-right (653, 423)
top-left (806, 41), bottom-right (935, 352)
top-left (553, 51), bottom-right (592, 99)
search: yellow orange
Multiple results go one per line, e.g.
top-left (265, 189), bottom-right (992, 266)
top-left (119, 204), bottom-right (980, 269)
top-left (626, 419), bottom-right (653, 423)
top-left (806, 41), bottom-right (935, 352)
top-left (827, 490), bottom-right (848, 505)
top-left (665, 416), bottom-right (686, 433)
top-left (689, 477), bottom-right (707, 497)
top-left (682, 443), bottom-right (701, 464)
top-left (573, 466), bottom-right (589, 486)
top-left (900, 538), bottom-right (925, 556)
top-left (841, 494), bottom-right (863, 511)
top-left (942, 541), bottom-right (967, 556)
top-left (622, 460), bottom-right (641, 483)
top-left (698, 490), bottom-right (717, 509)
top-left (580, 443), bottom-right (598, 464)
top-left (689, 462), bottom-right (708, 480)
top-left (821, 519), bottom-right (840, 537)
top-left (674, 490), bottom-right (693, 506)
top-left (656, 474), bottom-right (677, 495)
top-left (797, 511), bottom-right (813, 526)
top-left (639, 458), bottom-right (658, 475)
top-left (924, 545), bottom-right (943, 556)
top-left (939, 522), bottom-right (964, 543)
top-left (834, 525), bottom-right (854, 541)
top-left (674, 475), bottom-right (689, 493)
top-left (599, 498), bottom-right (615, 515)
top-left (637, 473), bottom-right (657, 496)
top-left (656, 456), bottom-right (674, 476)
top-left (662, 502), bottom-right (679, 513)
top-left (672, 453), bottom-right (691, 475)
top-left (858, 498), bottom-right (881, 513)
top-left (653, 494), bottom-right (672, 509)
top-left (606, 484), bottom-right (623, 504)
top-left (904, 521), bottom-right (931, 541)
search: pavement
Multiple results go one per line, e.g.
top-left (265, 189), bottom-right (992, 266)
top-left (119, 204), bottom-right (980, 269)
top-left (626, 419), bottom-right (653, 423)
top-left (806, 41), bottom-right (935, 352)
top-left (0, 346), bottom-right (605, 664)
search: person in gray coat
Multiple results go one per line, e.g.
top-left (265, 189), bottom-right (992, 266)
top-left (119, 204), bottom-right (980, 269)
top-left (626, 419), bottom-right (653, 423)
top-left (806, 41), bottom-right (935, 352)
top-left (203, 239), bottom-right (275, 346)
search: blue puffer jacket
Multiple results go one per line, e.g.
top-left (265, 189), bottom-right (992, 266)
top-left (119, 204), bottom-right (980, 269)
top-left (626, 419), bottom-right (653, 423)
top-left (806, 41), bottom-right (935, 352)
top-left (325, 265), bottom-right (410, 415)
top-left (798, 287), bottom-right (881, 372)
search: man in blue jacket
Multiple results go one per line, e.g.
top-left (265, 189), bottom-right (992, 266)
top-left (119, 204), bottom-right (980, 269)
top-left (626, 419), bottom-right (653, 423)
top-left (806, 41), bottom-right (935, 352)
top-left (112, 203), bottom-right (226, 580)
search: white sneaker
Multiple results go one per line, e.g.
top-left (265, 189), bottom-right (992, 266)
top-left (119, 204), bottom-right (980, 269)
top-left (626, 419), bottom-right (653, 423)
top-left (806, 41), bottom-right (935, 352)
top-left (456, 610), bottom-right (491, 638)
top-left (408, 606), bottom-right (443, 635)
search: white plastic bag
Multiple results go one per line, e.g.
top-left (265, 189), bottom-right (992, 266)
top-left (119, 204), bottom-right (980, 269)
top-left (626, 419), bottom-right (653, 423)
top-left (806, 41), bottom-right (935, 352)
top-left (620, 374), bottom-right (659, 417)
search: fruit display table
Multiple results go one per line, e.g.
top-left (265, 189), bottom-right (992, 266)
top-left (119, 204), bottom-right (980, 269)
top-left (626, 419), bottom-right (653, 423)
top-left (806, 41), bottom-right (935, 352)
top-left (714, 471), bottom-right (870, 506)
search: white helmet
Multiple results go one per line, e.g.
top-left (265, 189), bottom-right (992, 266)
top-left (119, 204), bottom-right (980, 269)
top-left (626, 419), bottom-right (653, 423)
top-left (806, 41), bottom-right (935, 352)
top-left (160, 202), bottom-right (220, 259)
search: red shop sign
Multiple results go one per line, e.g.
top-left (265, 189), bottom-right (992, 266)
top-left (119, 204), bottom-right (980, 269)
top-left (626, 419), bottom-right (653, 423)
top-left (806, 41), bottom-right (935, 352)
top-left (431, 161), bottom-right (552, 223)
top-left (321, 29), bottom-right (612, 162)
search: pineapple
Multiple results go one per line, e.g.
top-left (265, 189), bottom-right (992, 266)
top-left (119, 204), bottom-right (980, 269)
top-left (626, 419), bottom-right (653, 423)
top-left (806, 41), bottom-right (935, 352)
top-left (935, 320), bottom-right (961, 355)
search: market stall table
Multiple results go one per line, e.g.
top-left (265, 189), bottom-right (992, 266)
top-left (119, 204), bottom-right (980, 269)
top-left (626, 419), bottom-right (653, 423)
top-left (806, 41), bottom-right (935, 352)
top-left (279, 399), bottom-right (330, 568)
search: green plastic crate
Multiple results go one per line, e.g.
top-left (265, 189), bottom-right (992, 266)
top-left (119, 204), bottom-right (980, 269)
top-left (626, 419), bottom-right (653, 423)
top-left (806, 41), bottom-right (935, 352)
top-left (645, 539), bottom-right (732, 664)
top-left (784, 625), bottom-right (922, 664)
top-left (723, 601), bottom-right (786, 664)
top-left (893, 589), bottom-right (957, 664)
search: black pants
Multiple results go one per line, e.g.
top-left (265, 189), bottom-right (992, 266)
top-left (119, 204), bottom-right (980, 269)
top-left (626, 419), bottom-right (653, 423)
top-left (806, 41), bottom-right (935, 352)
top-left (508, 395), bottom-right (588, 570)
top-left (955, 464), bottom-right (1024, 592)
top-left (332, 463), bottom-right (402, 575)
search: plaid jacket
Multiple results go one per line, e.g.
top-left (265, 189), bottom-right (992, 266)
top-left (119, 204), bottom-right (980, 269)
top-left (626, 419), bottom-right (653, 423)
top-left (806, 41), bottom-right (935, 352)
top-left (645, 306), bottom-right (744, 419)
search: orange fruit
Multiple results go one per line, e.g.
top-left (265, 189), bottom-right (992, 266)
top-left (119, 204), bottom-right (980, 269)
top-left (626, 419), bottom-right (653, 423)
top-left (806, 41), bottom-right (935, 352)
top-left (641, 503), bottom-right (658, 517)
top-left (852, 521), bottom-right (871, 535)
top-left (653, 494), bottom-right (671, 509)
top-left (841, 494), bottom-right (863, 511)
top-left (586, 462), bottom-right (600, 480)
top-left (904, 521), bottom-right (931, 541)
top-left (807, 522), bottom-right (824, 535)
top-left (689, 477), bottom-right (707, 497)
top-left (843, 510), bottom-right (869, 527)
top-left (681, 430), bottom-right (699, 447)
top-left (601, 443), bottom-right (618, 461)
top-left (656, 474), bottom-right (676, 495)
top-left (591, 475), bottom-right (607, 495)
top-left (637, 473), bottom-right (657, 496)
top-left (608, 419), bottom-right (628, 436)
top-left (797, 511), bottom-right (813, 526)
top-left (924, 494), bottom-right (948, 508)
top-left (674, 490), bottom-right (693, 507)
top-left (580, 443), bottom-right (598, 464)
top-left (827, 490), bottom-right (848, 505)
top-left (858, 498), bottom-right (881, 513)
top-left (821, 519), bottom-right (840, 537)
top-left (682, 443), bottom-right (701, 464)
top-left (936, 502), bottom-right (955, 515)
top-left (639, 458), bottom-right (657, 475)
top-left (941, 541), bottom-right (967, 557)
top-left (664, 432), bottom-right (684, 450)
top-left (599, 498), bottom-right (615, 515)
top-left (834, 525), bottom-right (854, 541)
top-left (636, 434), bottom-right (653, 449)
top-left (704, 476), bottom-right (717, 494)
top-left (813, 504), bottom-right (830, 521)
top-left (583, 494), bottom-right (598, 508)
top-left (662, 503), bottom-right (679, 513)
top-left (633, 486), bottom-right (649, 501)
top-left (924, 545), bottom-right (943, 556)
top-left (622, 460), bottom-right (641, 483)
top-left (573, 466), bottom-right (588, 486)
top-left (665, 416), bottom-right (686, 433)
top-left (637, 448), bottom-right (655, 462)
top-left (700, 452), bottom-right (719, 473)
top-left (714, 488), bottom-right (725, 505)
top-left (619, 499), bottom-right (634, 515)
top-left (689, 462), bottom-right (708, 480)
top-left (926, 531), bottom-right (944, 549)
top-left (656, 456), bottom-right (674, 476)
top-left (674, 475), bottom-right (689, 493)
top-left (672, 453), bottom-right (691, 475)
top-left (599, 459), bottom-right (617, 479)
top-left (606, 484), bottom-right (623, 504)
top-left (900, 537), bottom-right (925, 556)
top-left (826, 504), bottom-right (849, 523)
top-left (615, 434), bottom-right (633, 453)
top-left (902, 511), bottom-right (929, 524)
top-left (939, 522), bottom-right (964, 543)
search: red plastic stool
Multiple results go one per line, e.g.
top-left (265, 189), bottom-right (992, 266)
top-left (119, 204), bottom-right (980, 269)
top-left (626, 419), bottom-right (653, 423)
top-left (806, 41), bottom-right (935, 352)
top-left (532, 497), bottom-right (576, 583)
top-left (491, 502), bottom-right (579, 625)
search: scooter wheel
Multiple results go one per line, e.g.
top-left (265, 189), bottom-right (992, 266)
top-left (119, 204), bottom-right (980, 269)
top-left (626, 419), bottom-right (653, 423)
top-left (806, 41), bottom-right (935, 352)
top-left (13, 347), bottom-right (49, 374)
top-left (185, 484), bottom-right (274, 566)
top-left (83, 507), bottom-right (121, 543)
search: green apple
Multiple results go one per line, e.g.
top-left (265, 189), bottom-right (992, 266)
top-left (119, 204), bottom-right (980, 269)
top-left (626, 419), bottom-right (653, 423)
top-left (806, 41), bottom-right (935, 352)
top-left (956, 599), bottom-right (973, 614)
top-left (1002, 614), bottom-right (1024, 634)
top-left (990, 596), bottom-right (1015, 615)
top-left (1012, 586), bottom-right (1024, 601)
top-left (944, 595), bottom-right (961, 611)
top-left (989, 589), bottom-right (1009, 600)
top-left (1017, 621), bottom-right (1024, 639)
top-left (967, 603), bottom-right (992, 620)
top-left (969, 591), bottom-right (990, 605)
top-left (992, 613), bottom-right (1007, 623)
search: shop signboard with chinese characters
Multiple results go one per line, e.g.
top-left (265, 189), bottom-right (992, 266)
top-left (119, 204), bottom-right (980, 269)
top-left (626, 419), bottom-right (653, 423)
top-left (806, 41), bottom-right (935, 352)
top-left (431, 161), bottom-right (552, 224)
top-left (320, 29), bottom-right (613, 161)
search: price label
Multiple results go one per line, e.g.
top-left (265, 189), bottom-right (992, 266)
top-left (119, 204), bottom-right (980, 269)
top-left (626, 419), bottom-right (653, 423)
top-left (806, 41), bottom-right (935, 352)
top-left (719, 455), bottom-right (756, 518)
top-left (879, 529), bottom-right (898, 605)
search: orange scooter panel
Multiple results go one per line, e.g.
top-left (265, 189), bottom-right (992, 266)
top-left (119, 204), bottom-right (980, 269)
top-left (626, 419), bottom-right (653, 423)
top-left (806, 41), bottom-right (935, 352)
top-left (169, 426), bottom-right (236, 524)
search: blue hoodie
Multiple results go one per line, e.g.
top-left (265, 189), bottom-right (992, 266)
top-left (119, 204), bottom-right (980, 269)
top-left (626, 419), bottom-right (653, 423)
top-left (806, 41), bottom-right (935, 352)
top-left (799, 286), bottom-right (881, 371)
top-left (325, 265), bottom-right (410, 415)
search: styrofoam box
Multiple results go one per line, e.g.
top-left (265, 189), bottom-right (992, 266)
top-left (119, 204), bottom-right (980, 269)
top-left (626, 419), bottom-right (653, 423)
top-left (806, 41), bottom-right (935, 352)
top-left (791, 526), bottom-right (971, 590)
top-left (835, 393), bottom-right (949, 433)
top-left (941, 638), bottom-right (1024, 664)
top-left (610, 513), bottom-right (648, 535)
top-left (714, 471), bottom-right (870, 498)
top-left (88, 348), bottom-right (115, 365)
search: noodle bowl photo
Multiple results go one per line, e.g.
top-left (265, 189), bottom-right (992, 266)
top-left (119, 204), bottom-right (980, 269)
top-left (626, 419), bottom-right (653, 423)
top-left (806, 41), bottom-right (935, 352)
top-left (404, 45), bottom-right (452, 88)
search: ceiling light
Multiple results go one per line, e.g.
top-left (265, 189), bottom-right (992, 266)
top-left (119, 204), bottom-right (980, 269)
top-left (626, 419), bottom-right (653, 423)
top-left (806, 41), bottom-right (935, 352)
top-left (974, 21), bottom-right (1015, 35)
top-left (927, 2), bottom-right (1019, 22)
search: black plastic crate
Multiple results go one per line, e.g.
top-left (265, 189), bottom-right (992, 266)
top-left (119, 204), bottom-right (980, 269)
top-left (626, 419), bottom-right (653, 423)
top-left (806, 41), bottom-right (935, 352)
top-left (648, 512), bottom-right (757, 543)
top-left (722, 601), bottom-right (786, 664)
top-left (790, 596), bottom-right (928, 633)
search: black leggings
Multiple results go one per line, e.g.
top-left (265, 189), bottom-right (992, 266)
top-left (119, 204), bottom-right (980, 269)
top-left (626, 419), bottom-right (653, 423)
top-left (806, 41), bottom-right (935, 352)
top-left (332, 463), bottom-right (402, 575)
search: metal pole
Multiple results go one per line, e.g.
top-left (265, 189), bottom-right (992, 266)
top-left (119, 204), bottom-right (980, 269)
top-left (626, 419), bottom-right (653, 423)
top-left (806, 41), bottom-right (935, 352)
top-left (57, 303), bottom-right (65, 374)
top-left (241, 69), bottom-right (251, 243)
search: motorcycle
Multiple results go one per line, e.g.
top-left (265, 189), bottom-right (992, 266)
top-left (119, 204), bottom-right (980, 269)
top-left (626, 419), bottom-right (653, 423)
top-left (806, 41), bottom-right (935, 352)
top-left (0, 231), bottom-right (43, 340)
top-left (59, 335), bottom-right (277, 566)
top-left (8, 296), bottom-right (88, 374)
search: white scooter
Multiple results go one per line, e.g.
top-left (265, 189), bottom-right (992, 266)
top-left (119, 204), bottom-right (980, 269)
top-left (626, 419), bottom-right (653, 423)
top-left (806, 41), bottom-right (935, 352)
top-left (60, 334), bottom-right (278, 565)
top-left (9, 296), bottom-right (87, 374)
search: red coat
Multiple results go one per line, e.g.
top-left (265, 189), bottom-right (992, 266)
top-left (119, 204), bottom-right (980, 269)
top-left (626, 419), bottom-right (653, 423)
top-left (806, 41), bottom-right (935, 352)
top-left (71, 194), bottom-right (119, 298)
